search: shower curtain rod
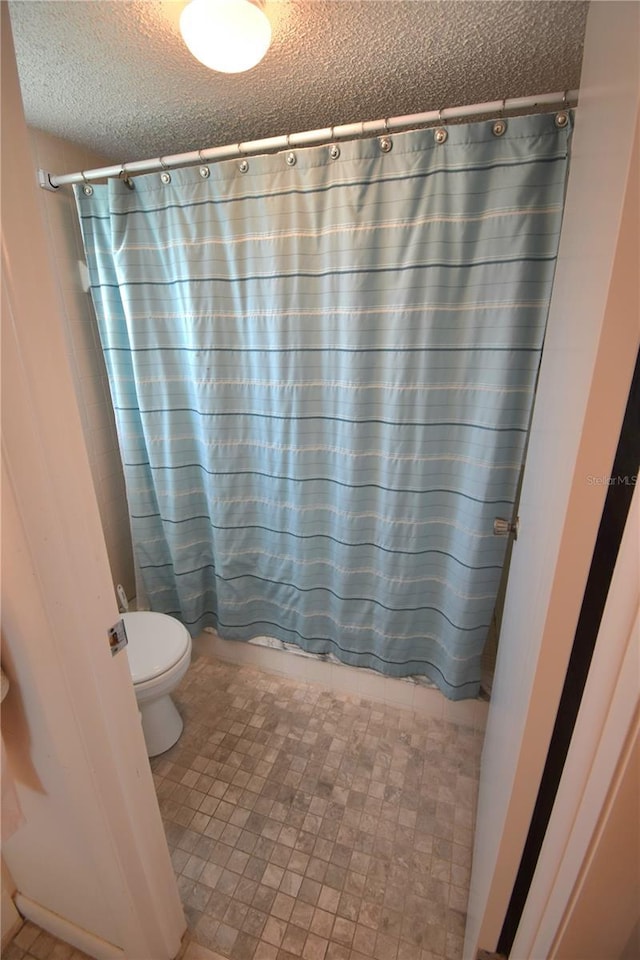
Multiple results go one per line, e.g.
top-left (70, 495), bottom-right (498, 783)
top-left (38, 88), bottom-right (578, 191)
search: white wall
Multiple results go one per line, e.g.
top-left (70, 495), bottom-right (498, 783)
top-left (28, 129), bottom-right (135, 600)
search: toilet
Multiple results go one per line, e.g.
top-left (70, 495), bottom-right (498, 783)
top-left (123, 611), bottom-right (192, 757)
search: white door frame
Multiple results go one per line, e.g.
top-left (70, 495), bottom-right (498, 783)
top-left (464, 2), bottom-right (640, 956)
top-left (513, 489), bottom-right (639, 958)
top-left (1, 8), bottom-right (185, 958)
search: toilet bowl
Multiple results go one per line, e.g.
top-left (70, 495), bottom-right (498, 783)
top-left (123, 611), bottom-right (192, 757)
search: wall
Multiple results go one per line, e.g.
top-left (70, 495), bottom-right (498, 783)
top-left (28, 129), bottom-right (135, 600)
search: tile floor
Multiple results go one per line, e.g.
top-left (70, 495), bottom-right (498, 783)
top-left (164, 656), bottom-right (482, 960)
top-left (3, 922), bottom-right (92, 960)
top-left (6, 655), bottom-right (483, 960)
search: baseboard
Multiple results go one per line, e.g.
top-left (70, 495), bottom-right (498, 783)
top-left (14, 893), bottom-right (125, 960)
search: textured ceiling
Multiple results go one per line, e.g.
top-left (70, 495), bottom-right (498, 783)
top-left (9, 0), bottom-right (588, 167)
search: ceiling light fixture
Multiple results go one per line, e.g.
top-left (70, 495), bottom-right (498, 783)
top-left (179, 0), bottom-right (271, 74)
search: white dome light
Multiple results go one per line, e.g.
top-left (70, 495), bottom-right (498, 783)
top-left (179, 0), bottom-right (272, 74)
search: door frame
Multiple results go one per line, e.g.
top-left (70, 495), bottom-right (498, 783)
top-left (514, 488), bottom-right (639, 958)
top-left (464, 2), bottom-right (640, 955)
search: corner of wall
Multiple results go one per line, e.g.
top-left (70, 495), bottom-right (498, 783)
top-left (28, 127), bottom-right (136, 600)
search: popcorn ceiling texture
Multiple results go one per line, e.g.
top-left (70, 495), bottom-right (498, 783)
top-left (9, 1), bottom-right (587, 167)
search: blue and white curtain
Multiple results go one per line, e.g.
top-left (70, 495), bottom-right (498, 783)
top-left (75, 113), bottom-right (571, 699)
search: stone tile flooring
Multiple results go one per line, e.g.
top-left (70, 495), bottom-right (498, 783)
top-left (6, 655), bottom-right (483, 960)
top-left (163, 656), bottom-right (483, 960)
top-left (3, 922), bottom-right (92, 960)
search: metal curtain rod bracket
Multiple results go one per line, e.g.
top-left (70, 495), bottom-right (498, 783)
top-left (39, 89), bottom-right (579, 190)
top-left (37, 168), bottom-right (60, 192)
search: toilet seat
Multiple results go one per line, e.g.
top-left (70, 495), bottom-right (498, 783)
top-left (123, 611), bottom-right (191, 684)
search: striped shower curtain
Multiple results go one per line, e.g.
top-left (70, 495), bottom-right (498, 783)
top-left (75, 112), bottom-right (570, 699)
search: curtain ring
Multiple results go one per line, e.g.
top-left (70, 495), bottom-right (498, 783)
top-left (555, 94), bottom-right (570, 129)
top-left (501, 97), bottom-right (506, 117)
top-left (158, 157), bottom-right (171, 184)
top-left (197, 149), bottom-right (210, 178)
top-left (328, 126), bottom-right (341, 160)
top-left (378, 118), bottom-right (392, 153)
top-left (285, 134), bottom-right (297, 166)
top-left (117, 164), bottom-right (135, 189)
top-left (237, 144), bottom-right (249, 173)
top-left (81, 170), bottom-right (89, 184)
